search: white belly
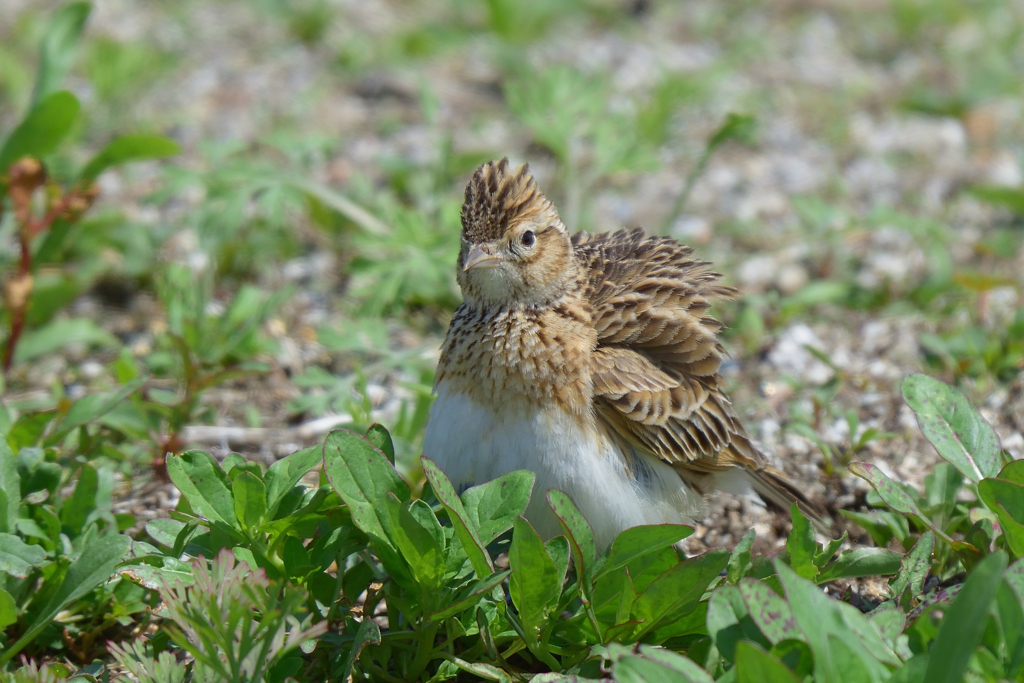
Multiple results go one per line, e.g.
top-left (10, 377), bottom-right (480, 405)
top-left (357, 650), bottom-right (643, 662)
top-left (423, 383), bottom-right (703, 549)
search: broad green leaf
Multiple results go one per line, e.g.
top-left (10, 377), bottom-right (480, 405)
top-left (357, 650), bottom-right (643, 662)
top-left (422, 457), bottom-right (493, 577)
top-left (923, 552), bottom-right (1008, 683)
top-left (1007, 558), bottom-right (1024, 604)
top-left (337, 616), bottom-right (381, 683)
top-left (786, 504), bottom-right (817, 580)
top-left (902, 374), bottom-right (1000, 481)
top-left (461, 469), bottom-right (535, 544)
top-left (232, 471), bottom-right (267, 530)
top-left (816, 548), bottom-right (902, 583)
top-left (264, 445), bottom-right (322, 519)
top-left (868, 607), bottom-right (905, 644)
top-left (595, 524), bottom-right (692, 582)
top-left (739, 578), bottom-right (801, 645)
top-left (890, 532), bottom-right (934, 607)
top-left (0, 588), bottom-right (16, 630)
top-left (0, 91), bottom-right (80, 171)
top-left (614, 650), bottom-right (715, 683)
top-left (282, 536), bottom-right (311, 579)
top-left (735, 641), bottom-right (802, 683)
top-left (978, 478), bottom-right (1024, 558)
top-left (322, 428), bottom-right (409, 539)
top-left (628, 549), bottom-right (729, 640)
top-left (365, 423), bottom-right (395, 464)
top-left (145, 518), bottom-right (186, 549)
top-left (322, 430), bottom-right (412, 584)
top-left (775, 560), bottom-right (897, 683)
top-left (509, 516), bottom-right (562, 653)
top-left (384, 492), bottom-right (444, 592)
top-left (166, 450), bottom-right (239, 533)
top-left (31, 2), bottom-right (91, 106)
top-left (430, 570), bottom-right (511, 621)
top-left (59, 463), bottom-right (98, 536)
top-left (728, 528), bottom-right (756, 584)
top-left (79, 134), bottom-right (179, 183)
top-left (14, 317), bottom-right (118, 366)
top-left (0, 436), bottom-right (20, 534)
top-left (547, 489), bottom-right (596, 584)
top-left (45, 377), bottom-right (145, 445)
top-left (0, 533), bottom-right (131, 665)
top-left (707, 584), bottom-right (770, 663)
top-left (0, 532), bottom-right (48, 577)
top-left (999, 459), bottom-right (1024, 486)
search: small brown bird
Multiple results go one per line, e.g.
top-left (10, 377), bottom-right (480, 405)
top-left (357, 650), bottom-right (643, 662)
top-left (424, 159), bottom-right (823, 548)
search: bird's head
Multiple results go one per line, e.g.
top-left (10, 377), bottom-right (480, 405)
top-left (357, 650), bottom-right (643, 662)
top-left (457, 159), bottom-right (575, 308)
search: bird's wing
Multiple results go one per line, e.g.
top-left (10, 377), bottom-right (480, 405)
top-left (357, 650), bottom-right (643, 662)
top-left (573, 228), bottom-right (762, 476)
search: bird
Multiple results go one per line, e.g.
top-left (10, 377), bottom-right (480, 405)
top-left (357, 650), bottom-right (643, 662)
top-left (423, 158), bottom-right (825, 549)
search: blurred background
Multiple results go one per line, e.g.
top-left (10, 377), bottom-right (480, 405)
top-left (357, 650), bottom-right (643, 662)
top-left (1, 0), bottom-right (1023, 550)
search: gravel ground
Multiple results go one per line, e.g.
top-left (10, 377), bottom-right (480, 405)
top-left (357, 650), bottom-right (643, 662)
top-left (3, 0), bottom-right (1024, 569)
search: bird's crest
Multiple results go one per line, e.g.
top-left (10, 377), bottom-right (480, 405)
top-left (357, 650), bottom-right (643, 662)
top-left (461, 158), bottom-right (562, 242)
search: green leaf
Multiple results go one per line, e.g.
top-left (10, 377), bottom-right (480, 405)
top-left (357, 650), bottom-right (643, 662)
top-left (612, 645), bottom-right (716, 683)
top-left (13, 317), bottom-right (118, 366)
top-left (383, 492), bottom-right (445, 592)
top-left (322, 428), bottom-right (409, 539)
top-left (849, 462), bottom-right (971, 553)
top-left (0, 588), bottom-right (16, 630)
top-left (735, 640), bottom-right (802, 683)
top-left (365, 423), bottom-right (395, 464)
top-left (901, 374), bottom-right (1000, 481)
top-left (264, 445), bottom-right (322, 519)
top-left (739, 578), bottom-right (801, 645)
top-left (775, 559), bottom-right (897, 682)
top-left (337, 616), bottom-right (381, 683)
top-left (322, 429), bottom-right (411, 582)
top-left (978, 478), bottom-right (1024, 557)
top-left (868, 607), bottom-right (905, 644)
top-left (890, 532), bottom-right (934, 607)
top-left (422, 457), bottom-right (493, 577)
top-left (430, 570), bottom-right (511, 621)
top-left (45, 377), bottom-right (145, 446)
top-left (78, 134), bottom-right (180, 184)
top-left (967, 184), bottom-right (1024, 216)
top-left (461, 469), bottom-right (535, 545)
top-left (0, 532), bottom-right (49, 577)
top-left (707, 584), bottom-right (769, 663)
top-left (0, 533), bottom-right (131, 665)
top-left (31, 2), bottom-right (91, 106)
top-left (509, 516), bottom-right (562, 656)
top-left (628, 549), bottom-right (729, 640)
top-left (0, 90), bottom-right (80, 172)
top-left (232, 470), bottom-right (267, 530)
top-left (166, 450), bottom-right (239, 534)
top-left (728, 529), bottom-right (756, 584)
top-left (59, 463), bottom-right (98, 536)
top-left (547, 489), bottom-right (597, 585)
top-left (0, 436), bottom-right (21, 534)
top-left (815, 548), bottom-right (902, 583)
top-left (923, 552), bottom-right (1008, 683)
top-left (595, 524), bottom-right (692, 582)
top-left (786, 504), bottom-right (817, 580)
top-left (999, 459), bottom-right (1024, 486)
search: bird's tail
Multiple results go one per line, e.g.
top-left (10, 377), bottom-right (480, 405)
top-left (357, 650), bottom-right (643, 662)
top-left (746, 467), bottom-right (833, 536)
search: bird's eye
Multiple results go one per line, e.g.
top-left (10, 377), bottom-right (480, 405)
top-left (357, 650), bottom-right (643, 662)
top-left (521, 230), bottom-right (535, 247)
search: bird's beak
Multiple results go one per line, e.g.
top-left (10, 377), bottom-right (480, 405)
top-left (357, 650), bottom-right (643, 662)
top-left (463, 243), bottom-right (501, 271)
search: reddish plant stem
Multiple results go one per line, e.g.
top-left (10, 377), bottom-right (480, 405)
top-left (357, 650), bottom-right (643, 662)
top-left (2, 189), bottom-right (79, 374)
